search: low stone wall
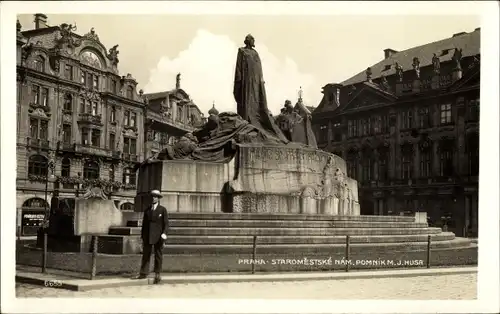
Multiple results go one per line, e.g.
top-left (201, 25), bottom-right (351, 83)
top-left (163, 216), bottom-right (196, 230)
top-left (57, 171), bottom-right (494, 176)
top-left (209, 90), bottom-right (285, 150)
top-left (16, 244), bottom-right (477, 275)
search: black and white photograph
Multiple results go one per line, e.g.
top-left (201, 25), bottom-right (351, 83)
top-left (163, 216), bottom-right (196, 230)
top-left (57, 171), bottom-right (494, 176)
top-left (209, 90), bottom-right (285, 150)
top-left (1, 1), bottom-right (499, 313)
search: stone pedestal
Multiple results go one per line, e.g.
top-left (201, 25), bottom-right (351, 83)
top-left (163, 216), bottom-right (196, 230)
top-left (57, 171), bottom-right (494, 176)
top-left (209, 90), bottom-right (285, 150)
top-left (136, 144), bottom-right (360, 215)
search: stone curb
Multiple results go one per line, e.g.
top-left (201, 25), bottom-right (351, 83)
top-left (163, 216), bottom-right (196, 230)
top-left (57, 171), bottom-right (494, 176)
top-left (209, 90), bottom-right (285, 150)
top-left (16, 266), bottom-right (477, 292)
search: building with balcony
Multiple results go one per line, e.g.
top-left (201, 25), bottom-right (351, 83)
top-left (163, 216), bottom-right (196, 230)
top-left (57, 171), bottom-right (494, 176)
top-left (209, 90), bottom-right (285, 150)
top-left (311, 29), bottom-right (480, 237)
top-left (16, 14), bottom-right (150, 235)
top-left (143, 74), bottom-right (206, 158)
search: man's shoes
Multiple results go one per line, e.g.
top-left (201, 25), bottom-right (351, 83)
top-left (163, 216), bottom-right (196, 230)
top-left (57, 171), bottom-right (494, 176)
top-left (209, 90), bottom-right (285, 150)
top-left (135, 274), bottom-right (148, 279)
top-left (153, 274), bottom-right (162, 284)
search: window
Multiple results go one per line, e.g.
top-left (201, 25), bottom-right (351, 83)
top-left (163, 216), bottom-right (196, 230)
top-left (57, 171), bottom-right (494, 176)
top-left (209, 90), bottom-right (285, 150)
top-left (440, 104), bottom-right (452, 124)
top-left (86, 100), bottom-right (92, 115)
top-left (418, 107), bottom-right (431, 128)
top-left (63, 94), bottom-right (72, 111)
top-left (62, 124), bottom-right (72, 144)
top-left (61, 158), bottom-right (71, 177)
top-left (109, 106), bottom-right (116, 122)
top-left (127, 86), bottom-right (134, 99)
top-left (347, 151), bottom-right (358, 179)
top-left (33, 56), bottom-right (45, 72)
top-left (347, 120), bottom-right (358, 138)
top-left (109, 164), bottom-right (115, 181)
top-left (318, 125), bottom-right (328, 143)
top-left (31, 85), bottom-right (49, 106)
top-left (333, 122), bottom-right (342, 142)
top-left (87, 73), bottom-right (93, 89)
top-left (381, 115), bottom-right (389, 133)
top-left (81, 128), bottom-right (90, 145)
top-left (64, 64), bottom-right (73, 80)
top-left (360, 119), bottom-right (369, 136)
top-left (420, 146), bottom-right (432, 177)
top-left (401, 110), bottom-right (413, 129)
top-left (28, 155), bottom-right (48, 176)
top-left (79, 97), bottom-right (85, 113)
top-left (439, 141), bottom-right (454, 177)
top-left (80, 71), bottom-right (86, 84)
top-left (362, 158), bottom-right (372, 182)
top-left (378, 151), bottom-right (388, 181)
top-left (130, 112), bottom-right (137, 127)
top-left (83, 160), bottom-right (100, 180)
top-left (109, 133), bottom-right (115, 150)
top-left (92, 102), bottom-right (98, 116)
top-left (122, 168), bottom-right (136, 185)
top-left (111, 79), bottom-right (117, 94)
top-left (41, 87), bottom-right (49, 107)
top-left (468, 99), bottom-right (479, 122)
top-left (467, 135), bottom-right (479, 176)
top-left (91, 129), bottom-right (101, 147)
top-left (401, 145), bottom-right (413, 180)
top-left (123, 137), bottom-right (137, 154)
top-left (372, 116), bottom-right (381, 134)
top-left (93, 75), bottom-right (99, 90)
top-left (29, 119), bottom-right (48, 140)
top-left (124, 110), bottom-right (130, 126)
top-left (30, 118), bottom-right (39, 139)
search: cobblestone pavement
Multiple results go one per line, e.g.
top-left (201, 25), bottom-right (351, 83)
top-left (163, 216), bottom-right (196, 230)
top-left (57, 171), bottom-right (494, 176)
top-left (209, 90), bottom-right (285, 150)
top-left (16, 273), bottom-right (477, 299)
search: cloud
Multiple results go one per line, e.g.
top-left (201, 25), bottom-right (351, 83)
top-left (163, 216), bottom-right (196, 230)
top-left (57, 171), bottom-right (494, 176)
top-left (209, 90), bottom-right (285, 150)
top-left (144, 29), bottom-right (321, 117)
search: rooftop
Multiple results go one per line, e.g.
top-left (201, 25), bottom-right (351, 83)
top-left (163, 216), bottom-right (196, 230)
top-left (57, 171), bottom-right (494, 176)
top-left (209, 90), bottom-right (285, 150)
top-left (341, 28), bottom-right (480, 86)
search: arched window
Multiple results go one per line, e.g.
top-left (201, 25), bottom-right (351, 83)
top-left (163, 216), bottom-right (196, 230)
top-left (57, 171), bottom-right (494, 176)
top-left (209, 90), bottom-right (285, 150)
top-left (22, 197), bottom-right (49, 209)
top-left (61, 157), bottom-right (71, 177)
top-left (63, 94), bottom-right (73, 111)
top-left (120, 202), bottom-right (134, 211)
top-left (83, 160), bottom-right (100, 180)
top-left (33, 56), bottom-right (45, 72)
top-left (127, 86), bottom-right (134, 99)
top-left (122, 167), bottom-right (136, 185)
top-left (28, 155), bottom-right (48, 176)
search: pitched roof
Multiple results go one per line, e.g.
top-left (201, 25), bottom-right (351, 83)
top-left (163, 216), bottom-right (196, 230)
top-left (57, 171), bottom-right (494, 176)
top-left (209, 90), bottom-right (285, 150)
top-left (341, 28), bottom-right (480, 86)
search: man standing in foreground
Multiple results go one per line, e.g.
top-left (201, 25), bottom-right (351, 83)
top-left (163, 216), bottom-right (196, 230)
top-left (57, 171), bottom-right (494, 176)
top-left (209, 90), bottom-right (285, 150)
top-left (137, 190), bottom-right (169, 284)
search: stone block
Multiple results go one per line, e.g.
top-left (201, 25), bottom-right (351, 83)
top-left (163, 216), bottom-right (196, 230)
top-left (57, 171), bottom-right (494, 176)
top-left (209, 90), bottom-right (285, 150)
top-left (74, 198), bottom-right (123, 235)
top-left (415, 212), bottom-right (428, 224)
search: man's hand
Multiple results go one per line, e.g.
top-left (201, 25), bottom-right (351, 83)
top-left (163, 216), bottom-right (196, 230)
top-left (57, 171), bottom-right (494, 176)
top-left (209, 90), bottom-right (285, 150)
top-left (161, 233), bottom-right (167, 240)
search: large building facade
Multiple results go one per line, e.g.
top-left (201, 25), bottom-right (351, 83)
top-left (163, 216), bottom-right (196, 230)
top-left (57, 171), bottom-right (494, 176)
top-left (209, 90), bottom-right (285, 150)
top-left (16, 14), bottom-right (204, 236)
top-left (312, 29), bottom-right (480, 237)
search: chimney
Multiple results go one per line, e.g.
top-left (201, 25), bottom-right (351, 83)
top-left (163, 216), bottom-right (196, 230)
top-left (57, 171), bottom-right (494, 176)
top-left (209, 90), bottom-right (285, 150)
top-left (452, 32), bottom-right (467, 38)
top-left (34, 13), bottom-right (48, 29)
top-left (384, 48), bottom-right (398, 59)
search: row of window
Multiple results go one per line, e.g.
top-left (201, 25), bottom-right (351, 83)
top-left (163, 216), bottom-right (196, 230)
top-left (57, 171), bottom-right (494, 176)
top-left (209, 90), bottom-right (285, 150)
top-left (50, 93), bottom-right (138, 128)
top-left (31, 56), bottom-right (134, 98)
top-left (319, 100), bottom-right (480, 143)
top-left (30, 117), bottom-right (137, 154)
top-left (344, 142), bottom-right (479, 182)
top-left (28, 155), bottom-right (137, 185)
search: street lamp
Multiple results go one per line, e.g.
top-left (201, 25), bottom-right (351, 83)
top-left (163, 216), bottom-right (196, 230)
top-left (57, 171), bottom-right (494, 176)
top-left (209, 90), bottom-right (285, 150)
top-left (43, 158), bottom-right (55, 229)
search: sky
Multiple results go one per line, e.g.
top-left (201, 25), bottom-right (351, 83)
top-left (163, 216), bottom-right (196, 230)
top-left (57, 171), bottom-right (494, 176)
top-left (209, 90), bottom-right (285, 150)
top-left (17, 14), bottom-right (480, 116)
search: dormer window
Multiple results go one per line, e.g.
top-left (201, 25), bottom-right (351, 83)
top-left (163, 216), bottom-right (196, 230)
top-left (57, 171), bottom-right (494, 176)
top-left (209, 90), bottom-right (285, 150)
top-left (383, 65), bottom-right (391, 71)
top-left (33, 56), bottom-right (45, 72)
top-left (127, 86), bottom-right (134, 99)
top-left (441, 49), bottom-right (450, 56)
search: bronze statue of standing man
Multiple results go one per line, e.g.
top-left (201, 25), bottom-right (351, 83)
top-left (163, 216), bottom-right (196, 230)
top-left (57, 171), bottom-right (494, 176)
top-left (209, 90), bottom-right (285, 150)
top-left (233, 34), bottom-right (289, 144)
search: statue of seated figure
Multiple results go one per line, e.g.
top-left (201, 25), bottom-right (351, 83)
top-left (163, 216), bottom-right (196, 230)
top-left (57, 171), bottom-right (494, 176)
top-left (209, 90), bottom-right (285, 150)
top-left (157, 133), bottom-right (199, 160)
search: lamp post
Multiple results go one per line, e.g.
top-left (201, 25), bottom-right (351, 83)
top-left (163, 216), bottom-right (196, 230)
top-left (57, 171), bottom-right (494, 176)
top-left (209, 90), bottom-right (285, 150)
top-left (43, 158), bottom-right (55, 228)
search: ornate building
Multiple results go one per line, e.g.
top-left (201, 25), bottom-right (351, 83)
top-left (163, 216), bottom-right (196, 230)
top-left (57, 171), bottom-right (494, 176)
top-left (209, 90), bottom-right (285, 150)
top-left (143, 74), bottom-right (206, 158)
top-left (14, 15), bottom-right (198, 236)
top-left (312, 29), bottom-right (480, 237)
top-left (16, 15), bottom-right (208, 236)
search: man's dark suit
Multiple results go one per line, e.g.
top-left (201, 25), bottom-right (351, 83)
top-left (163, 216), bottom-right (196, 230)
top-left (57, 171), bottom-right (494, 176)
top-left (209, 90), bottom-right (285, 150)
top-left (139, 203), bottom-right (169, 276)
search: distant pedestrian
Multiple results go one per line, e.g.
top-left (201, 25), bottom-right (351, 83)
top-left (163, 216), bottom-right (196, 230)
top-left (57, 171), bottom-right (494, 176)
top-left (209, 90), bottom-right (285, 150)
top-left (136, 190), bottom-right (169, 284)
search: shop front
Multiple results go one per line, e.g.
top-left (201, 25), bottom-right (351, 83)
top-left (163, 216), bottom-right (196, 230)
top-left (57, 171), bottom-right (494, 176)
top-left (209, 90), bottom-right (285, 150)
top-left (21, 198), bottom-right (48, 236)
